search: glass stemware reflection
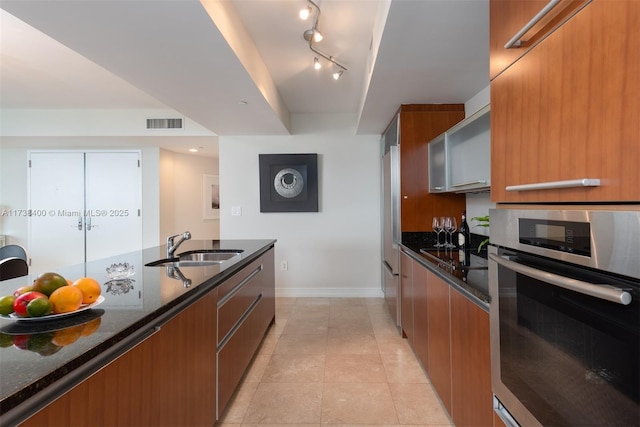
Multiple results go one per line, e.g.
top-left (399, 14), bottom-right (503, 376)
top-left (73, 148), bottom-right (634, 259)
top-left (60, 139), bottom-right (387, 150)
top-left (433, 217), bottom-right (443, 247)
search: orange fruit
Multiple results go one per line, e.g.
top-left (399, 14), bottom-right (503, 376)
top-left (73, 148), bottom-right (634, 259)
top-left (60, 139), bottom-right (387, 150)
top-left (81, 317), bottom-right (102, 337)
top-left (72, 277), bottom-right (101, 304)
top-left (32, 272), bottom-right (69, 297)
top-left (49, 286), bottom-right (83, 314)
top-left (52, 325), bottom-right (84, 346)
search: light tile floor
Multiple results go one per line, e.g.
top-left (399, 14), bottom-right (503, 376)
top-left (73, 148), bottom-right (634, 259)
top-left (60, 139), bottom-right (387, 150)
top-left (217, 297), bottom-right (453, 426)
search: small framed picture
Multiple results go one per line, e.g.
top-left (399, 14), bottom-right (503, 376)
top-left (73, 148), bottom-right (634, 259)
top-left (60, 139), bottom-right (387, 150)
top-left (259, 153), bottom-right (318, 213)
top-left (203, 174), bottom-right (220, 219)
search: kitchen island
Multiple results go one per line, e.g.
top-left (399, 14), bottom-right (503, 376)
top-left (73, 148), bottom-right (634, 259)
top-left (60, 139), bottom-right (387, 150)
top-left (0, 239), bottom-right (276, 426)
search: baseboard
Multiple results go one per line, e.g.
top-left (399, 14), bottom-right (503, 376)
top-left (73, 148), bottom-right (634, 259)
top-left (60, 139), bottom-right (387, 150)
top-left (275, 287), bottom-right (384, 298)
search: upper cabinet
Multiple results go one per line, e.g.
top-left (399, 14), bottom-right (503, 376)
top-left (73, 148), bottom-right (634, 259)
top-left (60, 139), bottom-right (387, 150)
top-left (428, 105), bottom-right (491, 194)
top-left (395, 105), bottom-right (467, 232)
top-left (490, 0), bottom-right (640, 203)
top-left (427, 133), bottom-right (448, 193)
top-left (490, 0), bottom-right (591, 79)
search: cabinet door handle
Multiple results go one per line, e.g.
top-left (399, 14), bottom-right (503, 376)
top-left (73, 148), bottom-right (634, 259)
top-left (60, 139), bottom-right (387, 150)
top-left (430, 186), bottom-right (444, 191)
top-left (506, 178), bottom-right (600, 192)
top-left (77, 216), bottom-right (83, 231)
top-left (85, 216), bottom-right (92, 231)
top-left (450, 180), bottom-right (487, 188)
top-left (504, 0), bottom-right (562, 48)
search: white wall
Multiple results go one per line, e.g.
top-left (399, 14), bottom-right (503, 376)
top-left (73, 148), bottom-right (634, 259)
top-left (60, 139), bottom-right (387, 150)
top-left (0, 137), bottom-right (219, 256)
top-left (0, 142), bottom-right (164, 249)
top-left (159, 149), bottom-right (219, 240)
top-left (219, 114), bottom-right (382, 298)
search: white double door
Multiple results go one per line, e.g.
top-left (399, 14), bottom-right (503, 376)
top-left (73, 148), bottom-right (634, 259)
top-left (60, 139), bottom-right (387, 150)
top-left (29, 151), bottom-right (142, 275)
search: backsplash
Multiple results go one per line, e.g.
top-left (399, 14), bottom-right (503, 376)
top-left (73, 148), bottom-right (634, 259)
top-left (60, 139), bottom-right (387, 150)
top-left (401, 231), bottom-right (488, 259)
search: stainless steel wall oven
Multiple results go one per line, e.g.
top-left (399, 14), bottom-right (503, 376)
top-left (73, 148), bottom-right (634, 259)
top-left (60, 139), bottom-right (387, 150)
top-left (488, 208), bottom-right (640, 427)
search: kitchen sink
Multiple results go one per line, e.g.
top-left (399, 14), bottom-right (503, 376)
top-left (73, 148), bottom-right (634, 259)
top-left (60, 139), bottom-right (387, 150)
top-left (145, 249), bottom-right (244, 267)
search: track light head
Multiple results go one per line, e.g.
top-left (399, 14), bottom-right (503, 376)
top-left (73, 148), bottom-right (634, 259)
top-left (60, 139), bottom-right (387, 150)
top-left (299, 5), bottom-right (311, 20)
top-left (303, 28), bottom-right (323, 43)
top-left (314, 57), bottom-right (322, 70)
top-left (332, 69), bottom-right (344, 80)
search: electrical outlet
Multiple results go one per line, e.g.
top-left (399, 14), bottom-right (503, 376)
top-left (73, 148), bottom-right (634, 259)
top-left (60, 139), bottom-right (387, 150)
top-left (231, 206), bottom-right (242, 216)
top-left (281, 260), bottom-right (288, 271)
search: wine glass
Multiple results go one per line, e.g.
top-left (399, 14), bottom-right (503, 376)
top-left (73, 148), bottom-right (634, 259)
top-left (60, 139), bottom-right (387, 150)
top-left (441, 217), bottom-right (451, 248)
top-left (447, 217), bottom-right (457, 248)
top-left (432, 217), bottom-right (442, 247)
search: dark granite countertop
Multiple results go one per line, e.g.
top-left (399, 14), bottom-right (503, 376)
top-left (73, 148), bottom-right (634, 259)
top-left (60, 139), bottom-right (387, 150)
top-left (0, 239), bottom-right (275, 423)
top-left (400, 242), bottom-right (490, 311)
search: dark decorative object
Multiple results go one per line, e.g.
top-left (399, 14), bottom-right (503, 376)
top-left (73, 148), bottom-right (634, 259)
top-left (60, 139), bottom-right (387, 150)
top-left (259, 153), bottom-right (318, 212)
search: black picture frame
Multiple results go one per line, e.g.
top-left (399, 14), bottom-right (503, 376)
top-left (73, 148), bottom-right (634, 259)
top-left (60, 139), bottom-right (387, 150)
top-left (259, 153), bottom-right (318, 212)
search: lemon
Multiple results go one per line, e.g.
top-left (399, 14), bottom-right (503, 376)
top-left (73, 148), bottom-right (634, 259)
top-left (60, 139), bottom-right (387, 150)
top-left (0, 295), bottom-right (16, 315)
top-left (27, 297), bottom-right (53, 317)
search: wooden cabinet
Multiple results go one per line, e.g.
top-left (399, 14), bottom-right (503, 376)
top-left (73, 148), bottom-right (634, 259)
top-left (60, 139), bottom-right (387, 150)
top-left (20, 248), bottom-right (276, 427)
top-left (394, 105), bottom-right (467, 232)
top-left (217, 249), bottom-right (275, 418)
top-left (21, 287), bottom-right (218, 427)
top-left (400, 251), bottom-right (414, 342)
top-left (490, 0), bottom-right (590, 79)
top-left (412, 259), bottom-right (429, 372)
top-left (450, 290), bottom-right (493, 427)
top-left (491, 0), bottom-right (640, 202)
top-left (402, 255), bottom-right (492, 425)
top-left (426, 270), bottom-right (452, 414)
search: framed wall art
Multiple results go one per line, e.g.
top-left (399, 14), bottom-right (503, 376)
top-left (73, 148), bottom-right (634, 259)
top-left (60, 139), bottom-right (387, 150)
top-left (259, 153), bottom-right (318, 213)
top-left (203, 174), bottom-right (220, 219)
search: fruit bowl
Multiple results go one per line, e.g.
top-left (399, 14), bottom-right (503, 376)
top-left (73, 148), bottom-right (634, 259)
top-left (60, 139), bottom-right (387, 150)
top-left (0, 296), bottom-right (105, 322)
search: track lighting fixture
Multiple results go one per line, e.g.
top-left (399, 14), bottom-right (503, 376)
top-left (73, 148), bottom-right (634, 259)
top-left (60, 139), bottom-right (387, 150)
top-left (300, 0), bottom-right (347, 79)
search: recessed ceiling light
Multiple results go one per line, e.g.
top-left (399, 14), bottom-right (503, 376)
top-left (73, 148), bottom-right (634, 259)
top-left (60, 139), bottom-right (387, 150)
top-left (239, 100), bottom-right (248, 105)
top-left (189, 148), bottom-right (199, 153)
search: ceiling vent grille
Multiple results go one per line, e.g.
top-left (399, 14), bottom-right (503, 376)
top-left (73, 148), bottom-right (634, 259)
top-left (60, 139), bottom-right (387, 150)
top-left (146, 118), bottom-right (183, 129)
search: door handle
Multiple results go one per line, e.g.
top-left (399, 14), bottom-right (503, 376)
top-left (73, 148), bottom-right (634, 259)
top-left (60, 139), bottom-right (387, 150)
top-left (489, 253), bottom-right (632, 305)
top-left (504, 0), bottom-right (562, 48)
top-left (85, 216), bottom-right (92, 231)
top-left (505, 178), bottom-right (600, 192)
top-left (77, 216), bottom-right (83, 231)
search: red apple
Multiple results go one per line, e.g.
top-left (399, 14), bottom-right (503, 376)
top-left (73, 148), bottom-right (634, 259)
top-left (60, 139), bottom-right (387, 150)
top-left (13, 291), bottom-right (47, 317)
top-left (12, 335), bottom-right (30, 350)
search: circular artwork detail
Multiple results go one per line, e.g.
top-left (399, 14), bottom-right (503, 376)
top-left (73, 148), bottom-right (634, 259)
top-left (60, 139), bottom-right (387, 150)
top-left (273, 168), bottom-right (304, 198)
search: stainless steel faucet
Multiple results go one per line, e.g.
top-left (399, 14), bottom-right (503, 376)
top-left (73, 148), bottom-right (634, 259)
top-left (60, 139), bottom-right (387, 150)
top-left (166, 231), bottom-right (191, 258)
top-left (166, 266), bottom-right (192, 288)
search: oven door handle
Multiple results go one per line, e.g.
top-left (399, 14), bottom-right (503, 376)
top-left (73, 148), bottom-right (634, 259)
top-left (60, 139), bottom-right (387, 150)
top-left (489, 254), bottom-right (632, 305)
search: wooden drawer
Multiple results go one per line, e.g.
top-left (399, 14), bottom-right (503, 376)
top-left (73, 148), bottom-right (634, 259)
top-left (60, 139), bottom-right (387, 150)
top-left (216, 249), bottom-right (275, 418)
top-left (217, 257), bottom-right (266, 345)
